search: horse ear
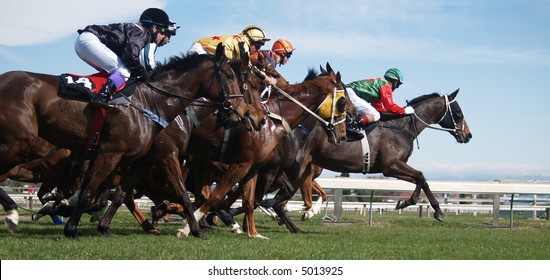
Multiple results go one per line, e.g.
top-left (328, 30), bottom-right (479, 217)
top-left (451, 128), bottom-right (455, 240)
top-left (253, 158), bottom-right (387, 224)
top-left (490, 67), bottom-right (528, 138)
top-left (215, 43), bottom-right (225, 62)
top-left (238, 42), bottom-right (249, 69)
top-left (450, 88), bottom-right (460, 100)
top-left (336, 71), bottom-right (342, 84)
top-left (326, 63), bottom-right (334, 75)
top-left (320, 65), bottom-right (327, 75)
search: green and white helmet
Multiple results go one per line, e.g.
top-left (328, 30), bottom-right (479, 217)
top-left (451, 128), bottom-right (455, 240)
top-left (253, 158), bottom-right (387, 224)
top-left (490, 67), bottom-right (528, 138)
top-left (384, 68), bottom-right (404, 84)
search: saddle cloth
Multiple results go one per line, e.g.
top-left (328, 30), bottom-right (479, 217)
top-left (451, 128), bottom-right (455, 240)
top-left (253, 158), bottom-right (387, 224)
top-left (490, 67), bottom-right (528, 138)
top-left (59, 73), bottom-right (137, 106)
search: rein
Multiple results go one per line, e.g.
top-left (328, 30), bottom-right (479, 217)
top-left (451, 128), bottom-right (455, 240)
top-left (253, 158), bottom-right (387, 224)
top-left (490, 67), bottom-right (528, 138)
top-left (269, 84), bottom-right (346, 130)
top-left (412, 95), bottom-right (462, 133)
top-left (375, 95), bottom-right (462, 149)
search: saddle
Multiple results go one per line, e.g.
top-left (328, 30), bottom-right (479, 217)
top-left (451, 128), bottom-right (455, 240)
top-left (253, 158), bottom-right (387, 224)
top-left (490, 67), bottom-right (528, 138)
top-left (59, 72), bottom-right (137, 107)
top-left (59, 73), bottom-right (138, 153)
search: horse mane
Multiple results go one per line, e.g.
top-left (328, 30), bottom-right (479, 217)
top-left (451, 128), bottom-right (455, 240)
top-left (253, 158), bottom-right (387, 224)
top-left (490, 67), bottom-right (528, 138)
top-left (407, 92), bottom-right (440, 106)
top-left (149, 53), bottom-right (214, 80)
top-left (304, 68), bottom-right (319, 81)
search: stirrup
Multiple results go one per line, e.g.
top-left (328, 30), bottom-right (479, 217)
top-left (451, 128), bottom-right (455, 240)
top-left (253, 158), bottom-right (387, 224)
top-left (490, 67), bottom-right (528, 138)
top-left (90, 98), bottom-right (114, 109)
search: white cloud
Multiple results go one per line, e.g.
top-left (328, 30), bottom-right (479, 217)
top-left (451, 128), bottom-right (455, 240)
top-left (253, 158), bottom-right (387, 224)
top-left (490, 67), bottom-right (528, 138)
top-left (0, 0), bottom-right (166, 46)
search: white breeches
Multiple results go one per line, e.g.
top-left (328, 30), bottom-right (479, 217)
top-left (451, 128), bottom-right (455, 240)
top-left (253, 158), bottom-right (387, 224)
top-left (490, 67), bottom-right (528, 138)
top-left (74, 32), bottom-right (131, 79)
top-left (187, 42), bottom-right (207, 55)
top-left (346, 87), bottom-right (380, 121)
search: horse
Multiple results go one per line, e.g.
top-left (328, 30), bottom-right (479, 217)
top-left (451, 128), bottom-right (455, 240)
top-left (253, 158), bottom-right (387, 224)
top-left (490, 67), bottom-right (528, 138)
top-left (207, 67), bottom-right (350, 233)
top-left (0, 44), bottom-right (262, 239)
top-left (179, 63), bottom-right (348, 238)
top-left (264, 89), bottom-right (472, 231)
top-left (95, 52), bottom-right (267, 236)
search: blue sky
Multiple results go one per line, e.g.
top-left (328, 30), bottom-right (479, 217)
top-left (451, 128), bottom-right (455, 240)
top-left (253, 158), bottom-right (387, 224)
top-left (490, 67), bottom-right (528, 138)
top-left (1, 0), bottom-right (549, 181)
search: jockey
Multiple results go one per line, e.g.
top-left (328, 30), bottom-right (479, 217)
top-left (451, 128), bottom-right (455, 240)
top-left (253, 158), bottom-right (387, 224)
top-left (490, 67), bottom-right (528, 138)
top-left (253, 39), bottom-right (295, 68)
top-left (74, 8), bottom-right (172, 108)
top-left (346, 68), bottom-right (415, 139)
top-left (140, 19), bottom-right (179, 72)
top-left (187, 25), bottom-right (278, 86)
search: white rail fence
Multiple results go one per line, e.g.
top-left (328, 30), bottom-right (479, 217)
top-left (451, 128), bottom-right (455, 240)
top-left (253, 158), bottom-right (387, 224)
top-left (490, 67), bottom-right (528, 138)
top-left (4, 178), bottom-right (550, 229)
top-left (314, 178), bottom-right (550, 228)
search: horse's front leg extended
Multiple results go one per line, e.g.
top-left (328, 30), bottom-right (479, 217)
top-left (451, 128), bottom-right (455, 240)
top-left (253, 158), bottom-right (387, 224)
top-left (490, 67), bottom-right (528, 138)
top-left (388, 162), bottom-right (445, 221)
top-left (241, 174), bottom-right (266, 239)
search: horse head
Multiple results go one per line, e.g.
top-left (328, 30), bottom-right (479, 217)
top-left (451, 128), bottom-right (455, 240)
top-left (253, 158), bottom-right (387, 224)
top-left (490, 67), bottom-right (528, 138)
top-left (228, 43), bottom-right (267, 131)
top-left (442, 89), bottom-right (472, 143)
top-left (211, 43), bottom-right (252, 126)
top-left (408, 89), bottom-right (472, 143)
top-left (305, 63), bottom-right (348, 145)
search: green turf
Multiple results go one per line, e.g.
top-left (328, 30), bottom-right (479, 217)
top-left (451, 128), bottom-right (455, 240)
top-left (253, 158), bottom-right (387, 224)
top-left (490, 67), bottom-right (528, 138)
top-left (1, 210), bottom-right (549, 260)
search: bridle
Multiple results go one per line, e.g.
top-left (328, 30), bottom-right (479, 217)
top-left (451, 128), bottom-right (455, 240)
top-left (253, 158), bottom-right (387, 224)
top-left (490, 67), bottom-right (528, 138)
top-left (267, 84), bottom-right (347, 131)
top-left (141, 56), bottom-right (245, 121)
top-left (412, 94), bottom-right (464, 135)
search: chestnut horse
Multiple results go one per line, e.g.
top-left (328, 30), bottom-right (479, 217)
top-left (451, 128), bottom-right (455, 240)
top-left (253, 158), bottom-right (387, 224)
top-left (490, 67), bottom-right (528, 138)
top-left (264, 89), bottom-right (472, 231)
top-left (180, 63), bottom-right (347, 238)
top-left (0, 44), bottom-right (261, 239)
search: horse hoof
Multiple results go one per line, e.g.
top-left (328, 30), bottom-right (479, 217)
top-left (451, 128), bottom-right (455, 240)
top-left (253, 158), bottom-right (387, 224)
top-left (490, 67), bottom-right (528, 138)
top-left (230, 224), bottom-right (243, 234)
top-left (176, 227), bottom-right (190, 238)
top-left (395, 200), bottom-right (408, 210)
top-left (5, 219), bottom-right (16, 235)
top-left (249, 233), bottom-right (269, 239)
top-left (434, 212), bottom-right (445, 222)
top-left (98, 227), bottom-right (111, 237)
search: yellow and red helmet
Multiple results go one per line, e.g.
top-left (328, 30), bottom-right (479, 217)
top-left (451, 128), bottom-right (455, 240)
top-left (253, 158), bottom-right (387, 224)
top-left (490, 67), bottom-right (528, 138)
top-left (271, 39), bottom-right (295, 57)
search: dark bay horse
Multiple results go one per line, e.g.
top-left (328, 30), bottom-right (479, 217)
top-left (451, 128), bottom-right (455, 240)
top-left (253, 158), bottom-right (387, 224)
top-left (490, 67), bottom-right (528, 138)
top-left (0, 45), bottom-right (261, 239)
top-left (270, 89), bottom-right (472, 229)
top-left (179, 64), bottom-right (348, 238)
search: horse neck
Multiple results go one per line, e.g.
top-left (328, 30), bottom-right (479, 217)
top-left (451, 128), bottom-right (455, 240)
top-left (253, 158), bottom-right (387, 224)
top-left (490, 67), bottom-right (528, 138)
top-left (411, 95), bottom-right (448, 133)
top-left (267, 80), bottom-right (332, 129)
top-left (140, 67), bottom-right (215, 123)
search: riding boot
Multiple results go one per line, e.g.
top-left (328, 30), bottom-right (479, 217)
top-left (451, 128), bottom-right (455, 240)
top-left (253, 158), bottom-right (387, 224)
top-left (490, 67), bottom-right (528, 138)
top-left (90, 79), bottom-right (116, 109)
top-left (346, 127), bottom-right (364, 142)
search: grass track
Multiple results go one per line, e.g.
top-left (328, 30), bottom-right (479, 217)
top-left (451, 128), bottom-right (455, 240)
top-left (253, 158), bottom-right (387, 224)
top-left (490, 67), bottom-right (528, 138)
top-left (1, 210), bottom-right (549, 260)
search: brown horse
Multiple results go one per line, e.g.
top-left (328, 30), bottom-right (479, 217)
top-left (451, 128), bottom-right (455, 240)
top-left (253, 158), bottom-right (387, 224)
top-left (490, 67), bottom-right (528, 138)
top-left (96, 54), bottom-right (267, 236)
top-left (180, 63), bottom-right (347, 238)
top-left (264, 89), bottom-right (472, 230)
top-left (0, 44), bottom-right (261, 239)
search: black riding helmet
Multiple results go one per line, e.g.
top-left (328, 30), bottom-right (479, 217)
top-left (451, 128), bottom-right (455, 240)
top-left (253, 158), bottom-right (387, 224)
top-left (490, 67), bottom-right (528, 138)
top-left (139, 8), bottom-right (170, 28)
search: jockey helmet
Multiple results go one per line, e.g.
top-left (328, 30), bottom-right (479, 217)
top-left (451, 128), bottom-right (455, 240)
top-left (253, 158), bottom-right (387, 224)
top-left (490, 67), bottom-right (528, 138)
top-left (384, 68), bottom-right (404, 84)
top-left (242, 25), bottom-right (271, 43)
top-left (272, 39), bottom-right (295, 57)
top-left (140, 8), bottom-right (170, 28)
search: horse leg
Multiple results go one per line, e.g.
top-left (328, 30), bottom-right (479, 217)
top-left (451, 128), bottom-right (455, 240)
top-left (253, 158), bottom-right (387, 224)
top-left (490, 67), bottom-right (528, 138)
top-left (178, 163), bottom-right (252, 237)
top-left (164, 154), bottom-right (204, 239)
top-left (123, 192), bottom-right (159, 234)
top-left (0, 188), bottom-right (19, 234)
top-left (241, 174), bottom-right (266, 239)
top-left (389, 162), bottom-right (445, 222)
top-left (97, 186), bottom-right (124, 236)
top-left (272, 201), bottom-right (303, 234)
top-left (64, 154), bottom-right (121, 239)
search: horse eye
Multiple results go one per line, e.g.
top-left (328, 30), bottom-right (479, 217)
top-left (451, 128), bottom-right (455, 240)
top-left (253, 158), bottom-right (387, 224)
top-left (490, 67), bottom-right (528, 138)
top-left (336, 97), bottom-right (346, 112)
